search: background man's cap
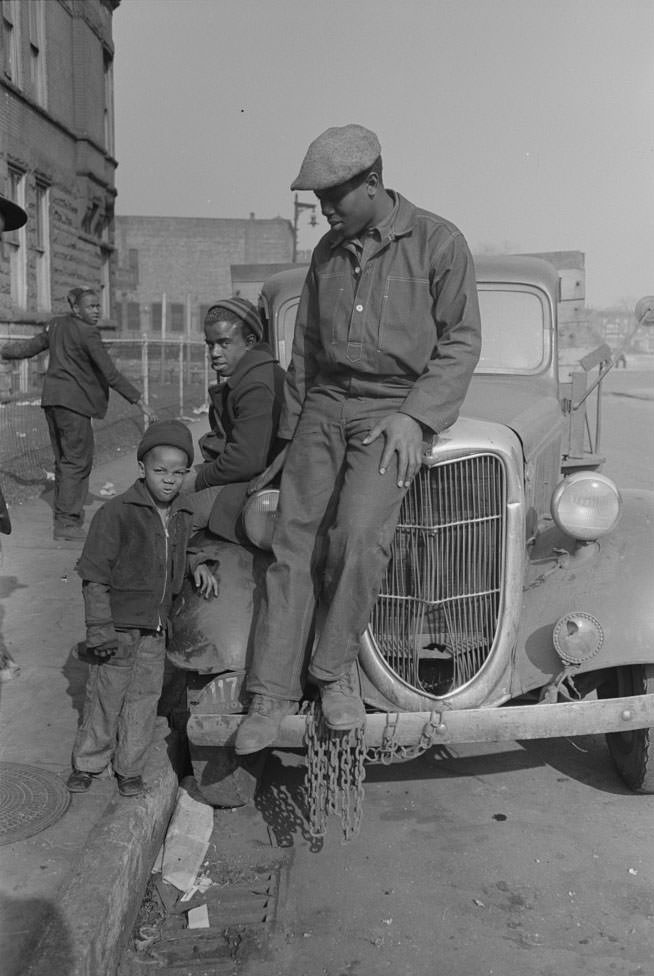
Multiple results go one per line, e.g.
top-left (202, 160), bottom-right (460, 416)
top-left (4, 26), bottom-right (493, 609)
top-left (0, 194), bottom-right (27, 232)
top-left (291, 124), bottom-right (381, 192)
top-left (137, 420), bottom-right (194, 466)
top-left (204, 297), bottom-right (263, 340)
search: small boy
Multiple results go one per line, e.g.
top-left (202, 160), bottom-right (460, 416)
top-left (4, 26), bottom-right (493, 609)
top-left (67, 420), bottom-right (217, 797)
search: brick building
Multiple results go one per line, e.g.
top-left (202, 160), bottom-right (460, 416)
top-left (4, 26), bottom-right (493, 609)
top-left (113, 213), bottom-right (294, 335)
top-left (0, 0), bottom-right (120, 327)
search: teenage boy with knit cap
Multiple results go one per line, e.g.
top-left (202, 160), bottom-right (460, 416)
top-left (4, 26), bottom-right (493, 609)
top-left (67, 420), bottom-right (217, 797)
top-left (184, 297), bottom-right (286, 543)
top-left (1, 286), bottom-right (157, 541)
top-left (235, 124), bottom-right (482, 754)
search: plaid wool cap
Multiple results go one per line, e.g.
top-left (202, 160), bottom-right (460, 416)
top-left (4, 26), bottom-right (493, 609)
top-left (290, 124), bottom-right (381, 192)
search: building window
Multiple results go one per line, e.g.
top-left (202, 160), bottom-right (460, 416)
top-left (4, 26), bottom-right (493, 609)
top-left (6, 167), bottom-right (27, 308)
top-left (28, 0), bottom-right (45, 105)
top-left (34, 180), bottom-right (51, 311)
top-left (99, 248), bottom-right (111, 319)
top-left (127, 302), bottom-right (140, 331)
top-left (151, 303), bottom-right (162, 333)
top-left (2, 0), bottom-right (21, 86)
top-left (170, 303), bottom-right (184, 333)
top-left (103, 50), bottom-right (115, 156)
top-left (198, 305), bottom-right (212, 332)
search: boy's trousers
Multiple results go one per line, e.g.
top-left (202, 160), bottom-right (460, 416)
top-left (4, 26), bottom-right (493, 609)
top-left (247, 385), bottom-right (409, 702)
top-left (72, 628), bottom-right (166, 778)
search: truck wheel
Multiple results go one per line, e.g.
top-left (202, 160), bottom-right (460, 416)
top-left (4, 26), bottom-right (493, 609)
top-left (190, 743), bottom-right (265, 808)
top-left (600, 665), bottom-right (654, 793)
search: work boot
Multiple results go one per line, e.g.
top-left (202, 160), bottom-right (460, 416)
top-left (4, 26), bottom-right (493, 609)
top-left (234, 694), bottom-right (298, 755)
top-left (116, 774), bottom-right (144, 797)
top-left (318, 668), bottom-right (366, 732)
top-left (53, 523), bottom-right (86, 542)
top-left (66, 769), bottom-right (98, 793)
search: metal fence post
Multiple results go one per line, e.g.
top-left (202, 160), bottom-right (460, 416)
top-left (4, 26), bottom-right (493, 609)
top-left (142, 334), bottom-right (149, 405)
top-left (178, 339), bottom-right (184, 417)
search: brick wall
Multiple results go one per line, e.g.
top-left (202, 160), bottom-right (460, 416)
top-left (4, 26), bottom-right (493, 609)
top-left (114, 215), bottom-right (294, 334)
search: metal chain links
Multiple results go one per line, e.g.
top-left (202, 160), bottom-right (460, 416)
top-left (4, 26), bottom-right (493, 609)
top-left (304, 705), bottom-right (447, 839)
top-left (304, 703), bottom-right (366, 841)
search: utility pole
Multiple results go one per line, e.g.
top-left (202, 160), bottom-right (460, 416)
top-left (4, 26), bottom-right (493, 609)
top-left (292, 193), bottom-right (317, 262)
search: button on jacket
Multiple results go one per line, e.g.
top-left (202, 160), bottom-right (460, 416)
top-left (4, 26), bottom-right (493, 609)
top-left (76, 480), bottom-right (206, 641)
top-left (279, 191), bottom-right (481, 439)
top-left (2, 315), bottom-right (141, 418)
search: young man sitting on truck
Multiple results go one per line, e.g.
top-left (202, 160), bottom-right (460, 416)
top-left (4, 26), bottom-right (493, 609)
top-left (235, 124), bottom-right (482, 754)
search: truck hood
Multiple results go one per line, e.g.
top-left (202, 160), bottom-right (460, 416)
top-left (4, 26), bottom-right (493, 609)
top-left (457, 374), bottom-right (563, 460)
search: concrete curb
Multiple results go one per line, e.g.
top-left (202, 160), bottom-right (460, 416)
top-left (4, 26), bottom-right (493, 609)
top-left (25, 721), bottom-right (179, 976)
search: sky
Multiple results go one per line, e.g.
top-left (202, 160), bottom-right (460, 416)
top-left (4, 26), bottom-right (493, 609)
top-left (113, 0), bottom-right (654, 309)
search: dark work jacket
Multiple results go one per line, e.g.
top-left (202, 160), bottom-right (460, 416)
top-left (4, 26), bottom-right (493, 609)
top-left (194, 343), bottom-right (286, 491)
top-left (1, 315), bottom-right (141, 418)
top-left (76, 480), bottom-right (207, 644)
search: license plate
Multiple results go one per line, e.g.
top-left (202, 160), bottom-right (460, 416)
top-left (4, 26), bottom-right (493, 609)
top-left (201, 670), bottom-right (247, 714)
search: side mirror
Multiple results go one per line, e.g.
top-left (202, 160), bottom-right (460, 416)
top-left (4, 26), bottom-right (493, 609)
top-left (634, 296), bottom-right (654, 327)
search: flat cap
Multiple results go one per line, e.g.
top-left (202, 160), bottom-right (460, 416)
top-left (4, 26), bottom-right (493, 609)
top-left (291, 124), bottom-right (381, 192)
top-left (0, 193), bottom-right (27, 232)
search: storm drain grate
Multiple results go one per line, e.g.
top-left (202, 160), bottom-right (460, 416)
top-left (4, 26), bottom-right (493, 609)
top-left (126, 864), bottom-right (288, 974)
top-left (0, 762), bottom-right (70, 846)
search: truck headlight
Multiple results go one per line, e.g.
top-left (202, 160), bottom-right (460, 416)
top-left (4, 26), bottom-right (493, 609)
top-left (241, 489), bottom-right (279, 551)
top-left (551, 471), bottom-right (621, 541)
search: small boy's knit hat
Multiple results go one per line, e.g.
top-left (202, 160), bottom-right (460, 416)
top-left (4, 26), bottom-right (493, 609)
top-left (137, 420), bottom-right (194, 465)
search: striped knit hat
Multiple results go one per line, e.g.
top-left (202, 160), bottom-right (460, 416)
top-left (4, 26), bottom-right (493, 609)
top-left (204, 297), bottom-right (263, 340)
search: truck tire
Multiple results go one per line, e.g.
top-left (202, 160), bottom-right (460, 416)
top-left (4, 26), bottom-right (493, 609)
top-left (600, 664), bottom-right (654, 793)
top-left (189, 743), bottom-right (264, 808)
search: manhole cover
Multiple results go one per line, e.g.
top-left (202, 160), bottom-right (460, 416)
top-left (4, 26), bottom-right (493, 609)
top-left (0, 762), bottom-right (70, 846)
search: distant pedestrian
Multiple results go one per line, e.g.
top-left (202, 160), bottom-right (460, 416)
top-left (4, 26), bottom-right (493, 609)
top-left (67, 420), bottom-right (217, 797)
top-left (1, 287), bottom-right (157, 541)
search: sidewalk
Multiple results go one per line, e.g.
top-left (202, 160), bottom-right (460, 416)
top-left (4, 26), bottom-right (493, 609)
top-left (0, 426), bottom-right (203, 976)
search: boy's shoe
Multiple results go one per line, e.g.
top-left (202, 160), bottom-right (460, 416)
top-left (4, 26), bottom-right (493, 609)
top-left (53, 523), bottom-right (86, 542)
top-left (318, 669), bottom-right (366, 732)
top-left (234, 695), bottom-right (298, 755)
top-left (116, 774), bottom-right (144, 797)
top-left (66, 769), bottom-right (97, 793)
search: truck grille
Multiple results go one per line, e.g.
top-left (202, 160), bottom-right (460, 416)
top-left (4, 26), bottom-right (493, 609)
top-left (369, 454), bottom-right (506, 697)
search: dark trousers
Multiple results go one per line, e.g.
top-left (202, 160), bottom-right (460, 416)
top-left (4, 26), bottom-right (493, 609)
top-left (44, 406), bottom-right (93, 526)
top-left (247, 386), bottom-right (409, 701)
top-left (72, 629), bottom-right (166, 778)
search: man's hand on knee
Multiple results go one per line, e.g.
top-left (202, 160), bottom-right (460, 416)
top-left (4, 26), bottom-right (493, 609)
top-left (362, 412), bottom-right (424, 488)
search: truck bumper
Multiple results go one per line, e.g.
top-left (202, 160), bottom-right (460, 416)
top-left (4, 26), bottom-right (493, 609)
top-left (188, 693), bottom-right (654, 750)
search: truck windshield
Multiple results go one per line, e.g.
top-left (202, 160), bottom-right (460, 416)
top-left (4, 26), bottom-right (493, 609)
top-left (274, 286), bottom-right (549, 375)
top-left (476, 286), bottom-right (549, 374)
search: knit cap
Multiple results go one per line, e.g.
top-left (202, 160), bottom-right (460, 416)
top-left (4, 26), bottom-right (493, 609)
top-left (137, 420), bottom-right (194, 465)
top-left (204, 297), bottom-right (263, 340)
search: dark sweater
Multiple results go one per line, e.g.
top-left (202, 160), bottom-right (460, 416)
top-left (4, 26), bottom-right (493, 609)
top-left (194, 343), bottom-right (286, 491)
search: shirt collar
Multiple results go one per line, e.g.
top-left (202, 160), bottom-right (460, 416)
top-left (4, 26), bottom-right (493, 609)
top-left (329, 190), bottom-right (411, 251)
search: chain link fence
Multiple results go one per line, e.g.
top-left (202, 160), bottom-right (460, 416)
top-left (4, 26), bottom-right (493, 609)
top-left (0, 332), bottom-right (211, 503)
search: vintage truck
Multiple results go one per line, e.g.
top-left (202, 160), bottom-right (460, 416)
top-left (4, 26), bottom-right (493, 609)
top-left (168, 254), bottom-right (654, 808)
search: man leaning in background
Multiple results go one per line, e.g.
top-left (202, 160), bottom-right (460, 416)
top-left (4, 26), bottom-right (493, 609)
top-left (1, 286), bottom-right (156, 541)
